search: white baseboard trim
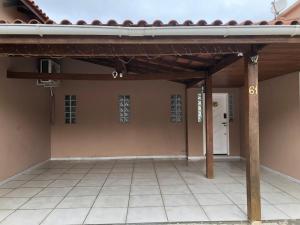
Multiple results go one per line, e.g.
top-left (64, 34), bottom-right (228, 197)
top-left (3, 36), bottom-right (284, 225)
top-left (240, 156), bottom-right (300, 185)
top-left (0, 159), bottom-right (49, 185)
top-left (188, 156), bottom-right (205, 160)
top-left (215, 156), bottom-right (241, 161)
top-left (51, 155), bottom-right (242, 161)
top-left (51, 155), bottom-right (188, 161)
top-left (188, 155), bottom-right (241, 161)
top-left (261, 165), bottom-right (300, 185)
top-left (51, 155), bottom-right (242, 162)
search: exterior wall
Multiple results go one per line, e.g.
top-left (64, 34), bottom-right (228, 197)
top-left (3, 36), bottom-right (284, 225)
top-left (51, 81), bottom-right (187, 158)
top-left (51, 60), bottom-right (241, 158)
top-left (51, 59), bottom-right (187, 158)
top-left (259, 72), bottom-right (300, 180)
top-left (0, 57), bottom-right (50, 181)
top-left (279, 2), bottom-right (300, 20)
top-left (0, 0), bottom-right (30, 22)
top-left (240, 72), bottom-right (300, 180)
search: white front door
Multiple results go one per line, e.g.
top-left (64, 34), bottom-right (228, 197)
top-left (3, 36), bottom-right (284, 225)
top-left (212, 93), bottom-right (229, 155)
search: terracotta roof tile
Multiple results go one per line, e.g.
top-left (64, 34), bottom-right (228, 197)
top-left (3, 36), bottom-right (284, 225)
top-left (20, 0), bottom-right (49, 22)
top-left (226, 20), bottom-right (238, 26)
top-left (1, 19), bottom-right (300, 26)
top-left (7, 0), bottom-right (300, 27)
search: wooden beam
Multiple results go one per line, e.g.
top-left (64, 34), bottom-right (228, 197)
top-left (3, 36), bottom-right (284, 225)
top-left (0, 44), bottom-right (250, 57)
top-left (244, 50), bottom-right (261, 223)
top-left (205, 76), bottom-right (214, 179)
top-left (147, 55), bottom-right (210, 71)
top-left (1, 36), bottom-right (300, 45)
top-left (7, 71), bottom-right (208, 81)
top-left (209, 54), bottom-right (242, 75)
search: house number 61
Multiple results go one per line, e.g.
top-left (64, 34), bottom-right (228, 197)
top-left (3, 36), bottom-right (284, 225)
top-left (249, 85), bottom-right (258, 95)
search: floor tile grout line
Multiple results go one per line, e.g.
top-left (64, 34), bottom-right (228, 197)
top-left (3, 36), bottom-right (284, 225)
top-left (262, 176), bottom-right (300, 202)
top-left (3, 166), bottom-right (63, 218)
top-left (0, 161), bottom-right (65, 223)
top-left (213, 177), bottom-right (248, 218)
top-left (124, 159), bottom-right (135, 224)
top-left (227, 161), bottom-right (293, 219)
top-left (38, 161), bottom-right (94, 225)
top-left (153, 159), bottom-right (169, 222)
top-left (1, 159), bottom-right (300, 224)
top-left (224, 161), bottom-right (297, 219)
top-left (0, 168), bottom-right (46, 222)
top-left (82, 160), bottom-right (117, 225)
top-left (172, 160), bottom-right (211, 221)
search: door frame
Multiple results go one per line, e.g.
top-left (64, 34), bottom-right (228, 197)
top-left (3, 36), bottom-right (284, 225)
top-left (203, 93), bottom-right (230, 155)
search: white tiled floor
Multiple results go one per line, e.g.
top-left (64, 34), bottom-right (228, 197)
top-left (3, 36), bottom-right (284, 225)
top-left (0, 159), bottom-right (300, 224)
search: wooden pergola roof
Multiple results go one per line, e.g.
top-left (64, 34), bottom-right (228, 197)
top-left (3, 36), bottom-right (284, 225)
top-left (1, 20), bottom-right (300, 87)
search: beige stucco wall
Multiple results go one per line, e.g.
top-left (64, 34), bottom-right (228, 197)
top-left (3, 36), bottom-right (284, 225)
top-left (50, 59), bottom-right (187, 158)
top-left (259, 72), bottom-right (300, 180)
top-left (50, 59), bottom-right (243, 158)
top-left (280, 3), bottom-right (300, 20)
top-left (51, 59), bottom-right (241, 158)
top-left (51, 80), bottom-right (187, 158)
top-left (240, 72), bottom-right (300, 180)
top-left (0, 57), bottom-right (50, 181)
top-left (0, 0), bottom-right (30, 22)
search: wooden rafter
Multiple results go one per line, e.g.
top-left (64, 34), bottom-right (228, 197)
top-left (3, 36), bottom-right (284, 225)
top-left (129, 57), bottom-right (192, 72)
top-left (133, 57), bottom-right (195, 72)
top-left (179, 55), bottom-right (217, 65)
top-left (209, 54), bottom-right (242, 75)
top-left (7, 71), bottom-right (208, 81)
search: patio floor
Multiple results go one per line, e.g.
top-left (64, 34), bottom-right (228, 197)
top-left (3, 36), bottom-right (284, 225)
top-left (0, 159), bottom-right (300, 225)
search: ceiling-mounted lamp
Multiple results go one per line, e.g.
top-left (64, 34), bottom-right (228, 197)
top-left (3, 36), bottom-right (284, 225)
top-left (112, 71), bottom-right (124, 79)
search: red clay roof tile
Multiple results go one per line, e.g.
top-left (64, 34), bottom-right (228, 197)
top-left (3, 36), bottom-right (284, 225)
top-left (1, 19), bottom-right (299, 26)
top-left (20, 0), bottom-right (49, 22)
top-left (9, 0), bottom-right (300, 27)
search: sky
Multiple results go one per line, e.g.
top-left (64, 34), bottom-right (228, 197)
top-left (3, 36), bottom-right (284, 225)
top-left (34, 0), bottom-right (297, 23)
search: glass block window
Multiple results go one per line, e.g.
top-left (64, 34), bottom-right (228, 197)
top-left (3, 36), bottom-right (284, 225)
top-left (171, 95), bottom-right (183, 123)
top-left (119, 95), bottom-right (130, 123)
top-left (228, 94), bottom-right (234, 121)
top-left (64, 95), bottom-right (77, 124)
top-left (197, 93), bottom-right (204, 123)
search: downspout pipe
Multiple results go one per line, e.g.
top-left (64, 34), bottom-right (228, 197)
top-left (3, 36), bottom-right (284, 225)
top-left (0, 24), bottom-right (300, 37)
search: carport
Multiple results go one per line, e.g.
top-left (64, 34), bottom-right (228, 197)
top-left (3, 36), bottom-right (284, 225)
top-left (0, 19), bottom-right (300, 224)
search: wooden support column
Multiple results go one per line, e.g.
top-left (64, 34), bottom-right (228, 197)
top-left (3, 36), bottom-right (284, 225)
top-left (205, 76), bottom-right (214, 179)
top-left (244, 51), bottom-right (261, 224)
top-left (185, 87), bottom-right (189, 160)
